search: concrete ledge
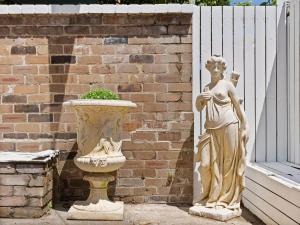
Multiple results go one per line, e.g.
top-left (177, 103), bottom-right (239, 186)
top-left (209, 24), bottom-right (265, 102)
top-left (0, 4), bottom-right (197, 15)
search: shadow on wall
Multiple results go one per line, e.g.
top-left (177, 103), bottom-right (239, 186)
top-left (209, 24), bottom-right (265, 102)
top-left (168, 123), bottom-right (194, 204)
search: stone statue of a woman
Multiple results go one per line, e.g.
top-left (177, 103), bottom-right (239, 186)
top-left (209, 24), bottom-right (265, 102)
top-left (189, 55), bottom-right (249, 221)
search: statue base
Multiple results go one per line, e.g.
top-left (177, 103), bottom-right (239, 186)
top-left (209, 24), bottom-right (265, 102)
top-left (189, 205), bottom-right (242, 221)
top-left (67, 174), bottom-right (123, 221)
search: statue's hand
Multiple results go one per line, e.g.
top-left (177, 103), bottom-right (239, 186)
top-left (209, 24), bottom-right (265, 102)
top-left (240, 125), bottom-right (249, 144)
top-left (198, 92), bottom-right (212, 102)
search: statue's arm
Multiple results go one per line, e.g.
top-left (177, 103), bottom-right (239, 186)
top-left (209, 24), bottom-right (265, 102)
top-left (227, 82), bottom-right (249, 136)
top-left (196, 86), bottom-right (211, 111)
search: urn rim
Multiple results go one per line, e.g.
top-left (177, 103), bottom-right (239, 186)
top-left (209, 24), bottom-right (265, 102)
top-left (63, 99), bottom-right (137, 108)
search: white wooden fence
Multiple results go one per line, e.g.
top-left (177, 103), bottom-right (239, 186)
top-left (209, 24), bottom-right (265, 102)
top-left (193, 4), bottom-right (289, 163)
top-left (287, 0), bottom-right (300, 164)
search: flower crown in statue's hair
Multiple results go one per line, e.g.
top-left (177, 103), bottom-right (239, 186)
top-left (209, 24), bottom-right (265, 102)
top-left (205, 55), bottom-right (227, 72)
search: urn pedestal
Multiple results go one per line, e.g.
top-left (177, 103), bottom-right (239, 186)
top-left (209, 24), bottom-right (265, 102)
top-left (63, 100), bottom-right (136, 221)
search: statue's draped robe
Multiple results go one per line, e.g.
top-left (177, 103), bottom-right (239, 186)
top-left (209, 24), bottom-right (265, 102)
top-left (198, 92), bottom-right (246, 210)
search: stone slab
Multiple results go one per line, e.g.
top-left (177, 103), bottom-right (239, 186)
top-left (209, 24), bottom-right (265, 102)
top-left (189, 205), bottom-right (242, 221)
top-left (0, 150), bottom-right (59, 163)
top-left (67, 201), bottom-right (123, 221)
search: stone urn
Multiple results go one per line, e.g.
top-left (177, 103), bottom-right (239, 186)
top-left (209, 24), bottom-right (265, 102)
top-left (63, 99), bottom-right (136, 220)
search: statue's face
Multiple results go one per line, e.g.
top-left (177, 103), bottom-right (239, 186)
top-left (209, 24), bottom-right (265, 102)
top-left (210, 61), bottom-right (223, 81)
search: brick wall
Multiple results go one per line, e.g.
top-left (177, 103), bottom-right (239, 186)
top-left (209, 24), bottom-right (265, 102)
top-left (0, 14), bottom-right (193, 204)
top-left (0, 161), bottom-right (54, 218)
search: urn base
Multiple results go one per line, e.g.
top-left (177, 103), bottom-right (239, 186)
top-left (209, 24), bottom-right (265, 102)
top-left (67, 200), bottom-right (123, 220)
top-left (67, 174), bottom-right (123, 221)
top-left (189, 205), bottom-right (241, 221)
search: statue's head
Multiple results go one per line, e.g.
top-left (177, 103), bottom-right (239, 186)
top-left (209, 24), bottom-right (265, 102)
top-left (205, 55), bottom-right (227, 81)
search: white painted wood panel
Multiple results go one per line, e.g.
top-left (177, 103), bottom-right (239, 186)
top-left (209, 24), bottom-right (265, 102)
top-left (242, 197), bottom-right (278, 225)
top-left (288, 0), bottom-right (296, 163)
top-left (243, 189), bottom-right (299, 225)
top-left (294, 0), bottom-right (300, 165)
top-left (192, 6), bottom-right (202, 205)
top-left (266, 6), bottom-right (277, 162)
top-left (245, 164), bottom-right (300, 207)
top-left (222, 6), bottom-right (234, 77)
top-left (200, 6), bottom-right (212, 133)
top-left (255, 7), bottom-right (267, 162)
top-left (233, 6), bottom-right (245, 102)
top-left (276, 2), bottom-right (288, 162)
top-left (246, 177), bottom-right (300, 224)
top-left (212, 6), bottom-right (222, 56)
top-left (244, 6), bottom-right (256, 162)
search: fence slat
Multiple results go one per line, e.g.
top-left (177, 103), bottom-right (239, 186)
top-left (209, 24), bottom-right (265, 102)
top-left (294, 0), bottom-right (300, 164)
top-left (255, 6), bottom-right (267, 162)
top-left (223, 6), bottom-right (234, 78)
top-left (266, 6), bottom-right (277, 162)
top-left (212, 6), bottom-right (222, 56)
top-left (288, 1), bottom-right (295, 163)
top-left (244, 6), bottom-right (256, 162)
top-left (277, 1), bottom-right (288, 162)
top-left (192, 6), bottom-right (201, 204)
top-left (233, 6), bottom-right (245, 102)
top-left (200, 6), bottom-right (212, 132)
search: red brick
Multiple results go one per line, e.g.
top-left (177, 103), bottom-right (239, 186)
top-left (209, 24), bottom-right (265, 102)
top-left (0, 174), bottom-right (30, 186)
top-left (144, 178), bottom-right (168, 186)
top-left (142, 45), bottom-right (166, 54)
top-left (13, 66), bottom-right (38, 75)
top-left (28, 95), bottom-right (52, 103)
top-left (2, 114), bottom-right (26, 123)
top-left (0, 196), bottom-right (27, 207)
top-left (65, 26), bottom-right (89, 34)
top-left (0, 124), bottom-right (14, 132)
top-left (123, 121), bottom-right (142, 132)
top-left (142, 64), bottom-right (167, 74)
top-left (25, 56), bottom-right (49, 64)
top-left (16, 143), bottom-right (40, 152)
top-left (168, 103), bottom-right (192, 111)
top-left (144, 103), bottom-right (167, 112)
top-left (158, 131), bottom-right (181, 141)
top-left (118, 84), bottom-right (141, 92)
top-left (117, 64), bottom-right (139, 74)
top-left (123, 141), bottom-right (169, 151)
top-left (133, 187), bottom-right (156, 196)
top-left (132, 151), bottom-right (156, 160)
top-left (91, 45), bottom-right (114, 55)
top-left (15, 123), bottom-right (40, 132)
top-left (132, 131), bottom-right (156, 141)
top-left (123, 160), bottom-right (145, 169)
top-left (0, 186), bottom-right (13, 196)
top-left (0, 105), bottom-right (13, 113)
top-left (168, 25), bottom-right (191, 35)
top-left (156, 151), bottom-right (180, 160)
top-left (0, 66), bottom-right (11, 74)
top-left (0, 75), bottom-right (24, 84)
top-left (132, 169), bottom-right (156, 178)
top-left (91, 65), bottom-right (115, 74)
top-left (0, 56), bottom-right (23, 65)
top-left (168, 83), bottom-right (192, 92)
top-left (143, 84), bottom-right (168, 92)
top-left (157, 93), bottom-right (181, 102)
top-left (0, 142), bottom-right (15, 151)
top-left (130, 93), bottom-right (155, 102)
top-left (67, 65), bottom-right (89, 74)
top-left (14, 85), bottom-right (39, 94)
top-left (77, 56), bottom-right (101, 65)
